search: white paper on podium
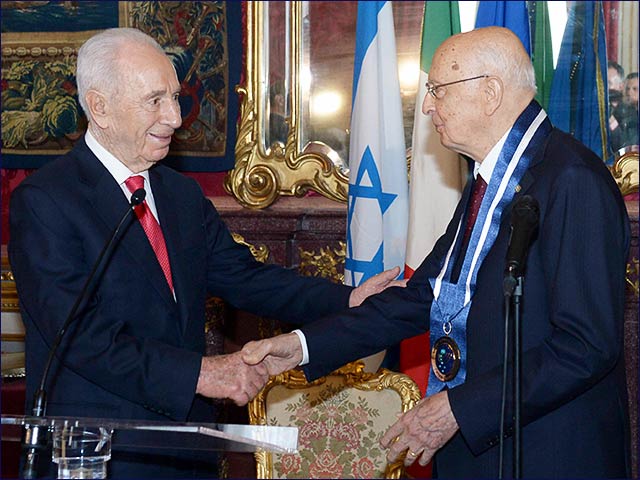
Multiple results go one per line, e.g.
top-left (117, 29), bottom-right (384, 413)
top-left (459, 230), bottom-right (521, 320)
top-left (134, 423), bottom-right (298, 454)
top-left (2, 415), bottom-right (298, 454)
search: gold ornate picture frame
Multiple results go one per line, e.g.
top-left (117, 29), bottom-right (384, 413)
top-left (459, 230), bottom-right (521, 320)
top-left (225, 1), bottom-right (349, 209)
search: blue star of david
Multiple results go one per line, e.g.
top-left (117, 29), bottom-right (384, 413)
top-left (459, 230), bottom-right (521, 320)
top-left (345, 146), bottom-right (398, 285)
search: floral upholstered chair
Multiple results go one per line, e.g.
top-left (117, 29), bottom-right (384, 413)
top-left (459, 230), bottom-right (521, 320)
top-left (248, 361), bottom-right (421, 479)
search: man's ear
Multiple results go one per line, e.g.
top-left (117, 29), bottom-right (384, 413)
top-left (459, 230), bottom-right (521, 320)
top-left (484, 76), bottom-right (503, 116)
top-left (85, 90), bottom-right (110, 129)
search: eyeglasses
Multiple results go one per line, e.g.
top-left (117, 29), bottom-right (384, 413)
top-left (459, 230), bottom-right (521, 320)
top-left (425, 74), bottom-right (489, 99)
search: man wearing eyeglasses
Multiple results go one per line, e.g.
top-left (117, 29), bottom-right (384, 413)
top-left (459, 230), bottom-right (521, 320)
top-left (243, 26), bottom-right (631, 478)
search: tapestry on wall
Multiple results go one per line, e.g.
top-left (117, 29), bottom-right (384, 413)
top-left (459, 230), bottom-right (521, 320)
top-left (1, 0), bottom-right (240, 172)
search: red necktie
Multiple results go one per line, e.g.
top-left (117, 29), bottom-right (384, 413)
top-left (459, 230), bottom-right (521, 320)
top-left (125, 175), bottom-right (174, 292)
top-left (463, 174), bottom-right (488, 241)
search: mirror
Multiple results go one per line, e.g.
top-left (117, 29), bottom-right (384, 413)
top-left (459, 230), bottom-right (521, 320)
top-left (226, 1), bottom-right (639, 209)
top-left (225, 1), bottom-right (348, 208)
top-left (225, 1), bottom-right (424, 208)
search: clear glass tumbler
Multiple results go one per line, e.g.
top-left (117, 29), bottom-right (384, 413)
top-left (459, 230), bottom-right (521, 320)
top-left (52, 426), bottom-right (112, 479)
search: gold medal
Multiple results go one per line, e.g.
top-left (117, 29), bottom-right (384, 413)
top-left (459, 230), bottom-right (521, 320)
top-left (431, 336), bottom-right (461, 382)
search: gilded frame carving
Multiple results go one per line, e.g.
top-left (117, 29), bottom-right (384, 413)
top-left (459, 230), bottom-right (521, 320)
top-left (225, 1), bottom-right (348, 209)
top-left (610, 148), bottom-right (639, 197)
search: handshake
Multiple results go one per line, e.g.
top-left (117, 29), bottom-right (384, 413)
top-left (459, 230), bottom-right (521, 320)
top-left (193, 265), bottom-right (453, 469)
top-left (195, 266), bottom-right (407, 406)
top-left (195, 332), bottom-right (303, 406)
top-left (194, 320), bottom-right (455, 469)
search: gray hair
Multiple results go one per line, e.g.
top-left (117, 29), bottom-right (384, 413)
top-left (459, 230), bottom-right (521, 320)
top-left (76, 28), bottom-right (165, 116)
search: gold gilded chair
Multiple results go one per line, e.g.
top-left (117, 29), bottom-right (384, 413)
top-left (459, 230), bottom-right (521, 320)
top-left (248, 361), bottom-right (421, 479)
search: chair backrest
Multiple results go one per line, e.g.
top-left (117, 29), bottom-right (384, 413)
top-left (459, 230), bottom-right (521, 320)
top-left (249, 361), bottom-right (421, 479)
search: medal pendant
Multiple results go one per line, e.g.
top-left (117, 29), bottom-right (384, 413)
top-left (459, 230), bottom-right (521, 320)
top-left (431, 336), bottom-right (461, 382)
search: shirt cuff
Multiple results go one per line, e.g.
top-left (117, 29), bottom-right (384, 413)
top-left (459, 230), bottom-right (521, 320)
top-left (292, 329), bottom-right (309, 366)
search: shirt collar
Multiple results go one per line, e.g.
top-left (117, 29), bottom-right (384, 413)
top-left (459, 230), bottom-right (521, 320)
top-left (474, 127), bottom-right (511, 181)
top-left (85, 130), bottom-right (150, 188)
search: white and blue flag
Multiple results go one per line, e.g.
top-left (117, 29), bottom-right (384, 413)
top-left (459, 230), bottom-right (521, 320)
top-left (345, 1), bottom-right (408, 288)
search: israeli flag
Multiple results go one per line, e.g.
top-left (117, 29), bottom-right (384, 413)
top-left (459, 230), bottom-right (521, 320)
top-left (345, 1), bottom-right (408, 287)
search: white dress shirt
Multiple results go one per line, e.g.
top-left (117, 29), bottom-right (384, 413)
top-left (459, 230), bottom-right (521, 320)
top-left (85, 130), bottom-right (161, 223)
top-left (474, 128), bottom-right (510, 181)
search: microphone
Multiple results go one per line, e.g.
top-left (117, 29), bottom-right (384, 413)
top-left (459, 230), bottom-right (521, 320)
top-left (503, 195), bottom-right (539, 295)
top-left (21, 188), bottom-right (146, 479)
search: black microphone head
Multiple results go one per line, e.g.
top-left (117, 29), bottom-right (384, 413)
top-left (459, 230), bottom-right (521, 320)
top-left (130, 188), bottom-right (146, 207)
top-left (511, 195), bottom-right (540, 229)
top-left (506, 195), bottom-right (540, 276)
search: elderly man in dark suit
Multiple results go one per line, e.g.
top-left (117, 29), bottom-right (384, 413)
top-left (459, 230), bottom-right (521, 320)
top-left (243, 26), bottom-right (631, 478)
top-left (9, 27), bottom-right (401, 478)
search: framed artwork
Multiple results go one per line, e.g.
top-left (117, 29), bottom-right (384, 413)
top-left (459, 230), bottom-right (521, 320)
top-left (1, 1), bottom-right (241, 172)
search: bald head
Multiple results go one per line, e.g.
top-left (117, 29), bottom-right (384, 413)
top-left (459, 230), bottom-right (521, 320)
top-left (422, 27), bottom-right (537, 161)
top-left (436, 27), bottom-right (536, 99)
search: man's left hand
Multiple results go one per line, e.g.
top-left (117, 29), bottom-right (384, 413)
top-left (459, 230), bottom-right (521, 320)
top-left (380, 390), bottom-right (459, 467)
top-left (349, 266), bottom-right (407, 307)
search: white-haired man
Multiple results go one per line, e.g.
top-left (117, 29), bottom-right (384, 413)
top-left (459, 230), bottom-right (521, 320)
top-left (9, 27), bottom-right (401, 478)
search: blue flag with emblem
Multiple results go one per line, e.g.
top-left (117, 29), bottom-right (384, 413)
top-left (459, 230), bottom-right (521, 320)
top-left (345, 1), bottom-right (408, 288)
top-left (474, 1), bottom-right (531, 55)
top-left (547, 1), bottom-right (611, 164)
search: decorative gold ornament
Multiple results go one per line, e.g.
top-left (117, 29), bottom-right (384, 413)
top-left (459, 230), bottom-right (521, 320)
top-left (1, 256), bottom-right (19, 313)
top-left (610, 149), bottom-right (639, 197)
top-left (627, 257), bottom-right (639, 299)
top-left (224, 1), bottom-right (348, 209)
top-left (231, 232), bottom-right (270, 264)
top-left (298, 241), bottom-right (346, 284)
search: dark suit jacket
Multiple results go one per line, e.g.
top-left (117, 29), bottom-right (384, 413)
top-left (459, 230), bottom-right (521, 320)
top-left (9, 138), bottom-right (352, 477)
top-left (300, 128), bottom-right (631, 478)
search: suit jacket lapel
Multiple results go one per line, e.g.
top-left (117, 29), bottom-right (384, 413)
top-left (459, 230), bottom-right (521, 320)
top-left (148, 168), bottom-right (191, 327)
top-left (497, 133), bottom-right (548, 229)
top-left (75, 142), bottom-right (176, 310)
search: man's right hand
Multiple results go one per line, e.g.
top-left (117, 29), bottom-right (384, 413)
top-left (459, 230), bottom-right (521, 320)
top-left (196, 351), bottom-right (269, 406)
top-left (241, 332), bottom-right (303, 376)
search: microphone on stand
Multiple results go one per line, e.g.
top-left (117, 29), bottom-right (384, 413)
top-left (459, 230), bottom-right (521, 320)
top-left (503, 195), bottom-right (540, 295)
top-left (21, 188), bottom-right (146, 479)
top-left (499, 194), bottom-right (539, 479)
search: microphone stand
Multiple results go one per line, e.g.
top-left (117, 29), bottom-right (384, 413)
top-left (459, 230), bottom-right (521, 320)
top-left (21, 189), bottom-right (145, 478)
top-left (499, 194), bottom-right (538, 479)
top-left (502, 269), bottom-right (523, 479)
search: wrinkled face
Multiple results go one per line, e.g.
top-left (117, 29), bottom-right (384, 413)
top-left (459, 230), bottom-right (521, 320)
top-left (624, 77), bottom-right (638, 105)
top-left (105, 47), bottom-right (182, 172)
top-left (421, 46), bottom-right (487, 159)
